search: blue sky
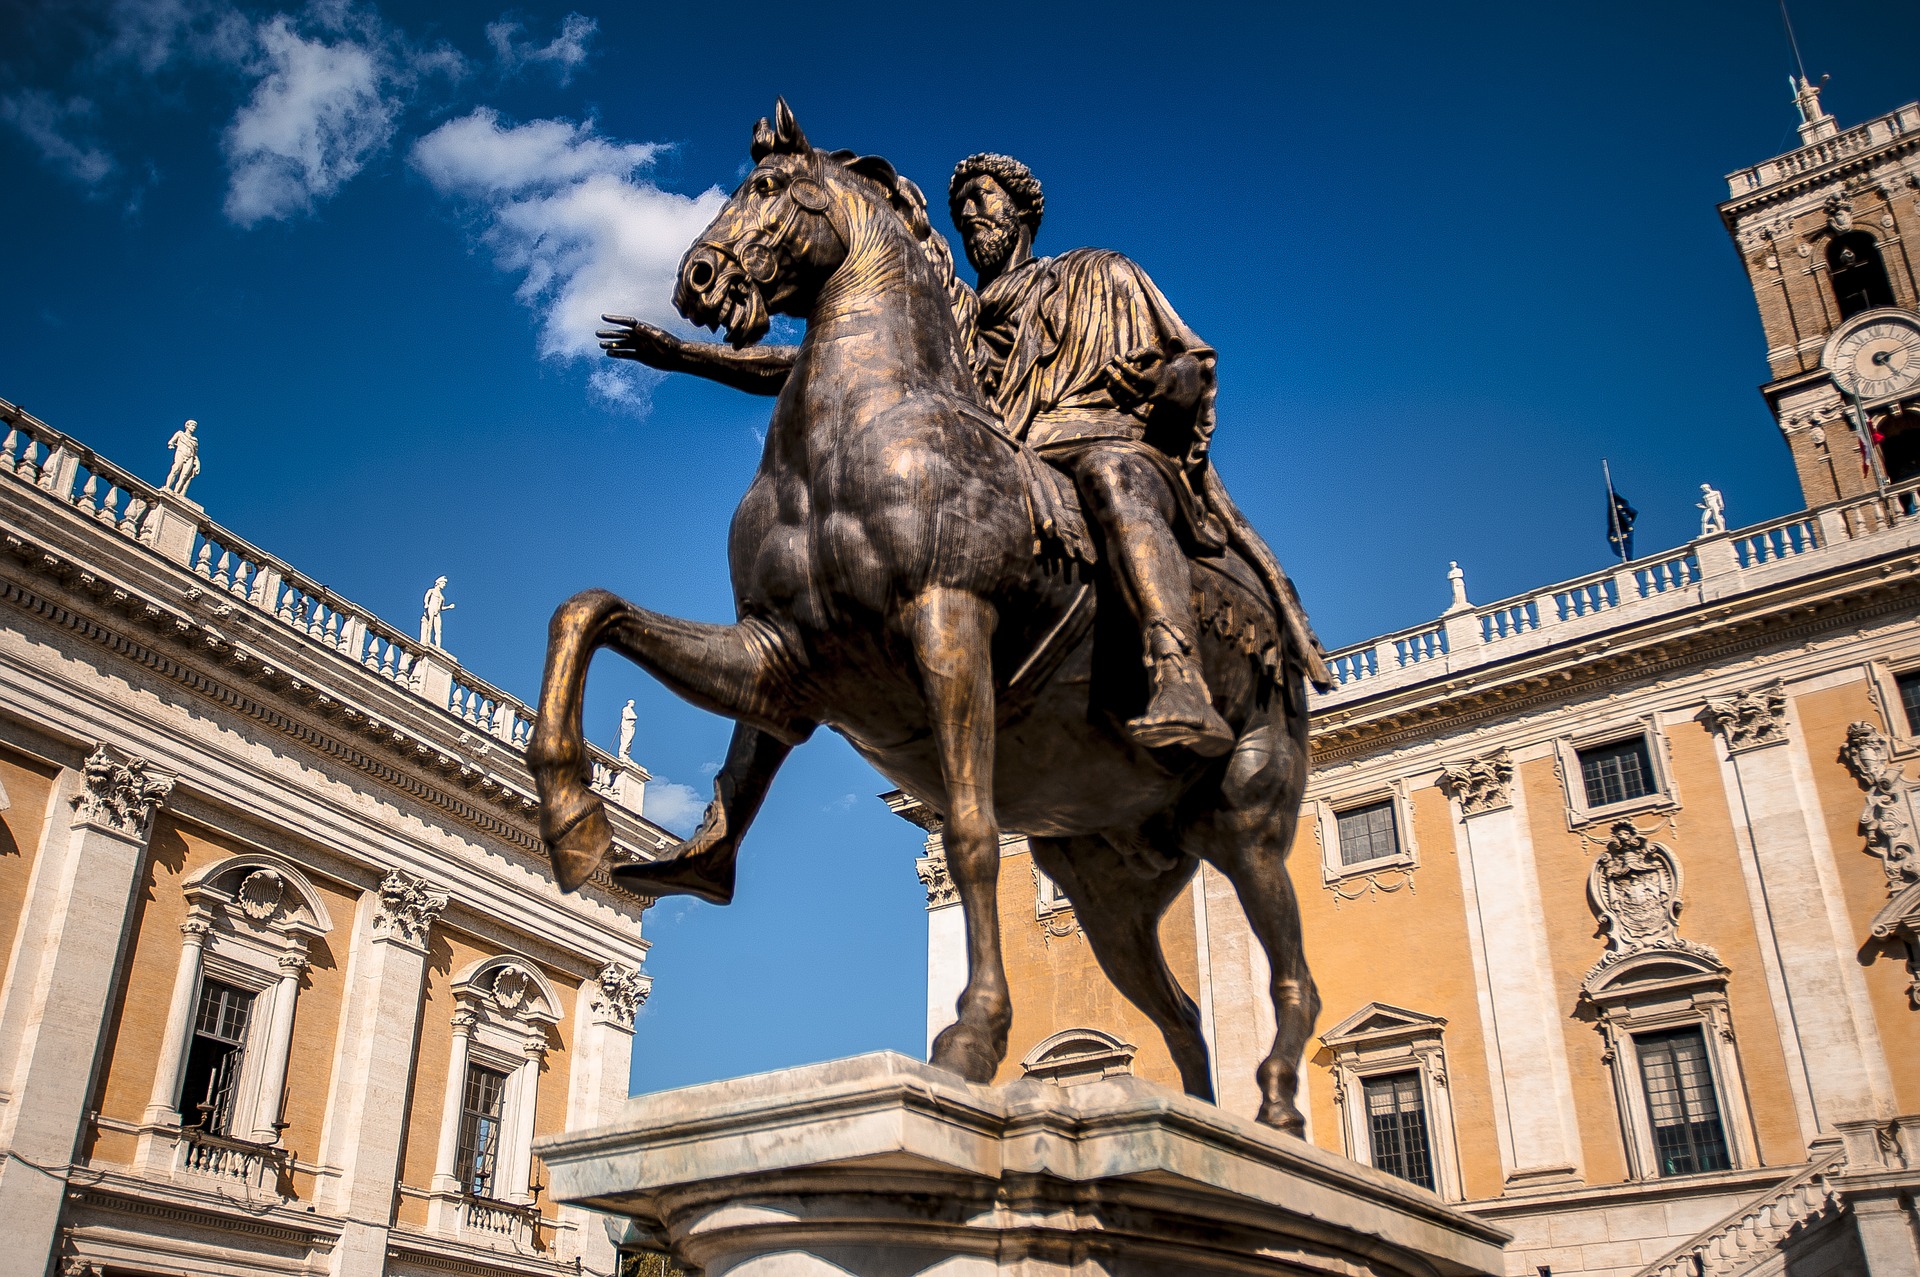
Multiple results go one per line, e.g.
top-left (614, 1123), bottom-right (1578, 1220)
top-left (4, 0), bottom-right (1918, 1092)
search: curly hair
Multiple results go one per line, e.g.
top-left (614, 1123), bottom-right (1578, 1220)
top-left (948, 153), bottom-right (1044, 234)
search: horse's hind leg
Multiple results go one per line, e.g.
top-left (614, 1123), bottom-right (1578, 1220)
top-left (1031, 835), bottom-right (1213, 1102)
top-left (612, 724), bottom-right (790, 905)
top-left (528, 588), bottom-right (810, 892)
top-left (1185, 708), bottom-right (1318, 1134)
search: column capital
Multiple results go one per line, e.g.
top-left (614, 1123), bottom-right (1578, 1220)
top-left (1437, 748), bottom-right (1513, 817)
top-left (591, 961), bottom-right (650, 1029)
top-left (370, 868), bottom-right (448, 949)
top-left (179, 918), bottom-right (213, 945)
top-left (450, 1008), bottom-right (479, 1036)
top-left (69, 744), bottom-right (174, 840)
top-left (1700, 684), bottom-right (1790, 754)
top-left (916, 853), bottom-right (958, 909)
top-left (276, 951), bottom-right (310, 978)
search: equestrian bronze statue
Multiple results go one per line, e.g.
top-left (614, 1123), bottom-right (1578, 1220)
top-left (527, 100), bottom-right (1331, 1133)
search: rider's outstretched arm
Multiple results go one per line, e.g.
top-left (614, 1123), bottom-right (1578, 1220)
top-left (599, 315), bottom-right (796, 397)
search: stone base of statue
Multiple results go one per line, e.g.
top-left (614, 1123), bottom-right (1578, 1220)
top-left (538, 1052), bottom-right (1507, 1276)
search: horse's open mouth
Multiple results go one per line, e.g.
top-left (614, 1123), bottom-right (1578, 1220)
top-left (675, 247), bottom-right (770, 349)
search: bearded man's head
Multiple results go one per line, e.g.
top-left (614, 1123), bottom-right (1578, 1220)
top-left (949, 153), bottom-right (1043, 274)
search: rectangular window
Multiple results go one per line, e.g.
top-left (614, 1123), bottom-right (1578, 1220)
top-left (179, 979), bottom-right (253, 1134)
top-left (1336, 801), bottom-right (1401, 867)
top-left (455, 1063), bottom-right (511, 1198)
top-left (1578, 737), bottom-right (1657, 809)
top-left (1362, 1071), bottom-right (1435, 1189)
top-left (1897, 671), bottom-right (1920, 736)
top-left (1636, 1027), bottom-right (1731, 1177)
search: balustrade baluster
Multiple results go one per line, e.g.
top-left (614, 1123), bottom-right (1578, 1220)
top-left (76, 475), bottom-right (99, 514)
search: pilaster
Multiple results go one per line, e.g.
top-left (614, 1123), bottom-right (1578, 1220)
top-left (317, 869), bottom-right (446, 1277)
top-left (1437, 749), bottom-right (1585, 1190)
top-left (0, 745), bottom-right (174, 1277)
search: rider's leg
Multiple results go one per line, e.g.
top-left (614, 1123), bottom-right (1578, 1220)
top-left (612, 723), bottom-right (797, 905)
top-left (1072, 451), bottom-right (1234, 756)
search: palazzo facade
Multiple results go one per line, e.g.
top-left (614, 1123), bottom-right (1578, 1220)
top-left (907, 85), bottom-right (1920, 1277)
top-left (0, 400), bottom-right (671, 1277)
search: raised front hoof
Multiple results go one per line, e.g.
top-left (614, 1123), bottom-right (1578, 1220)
top-left (547, 803), bottom-right (613, 893)
top-left (929, 1022), bottom-right (1005, 1084)
top-left (1256, 1098), bottom-right (1307, 1137)
top-left (611, 848), bottom-right (736, 906)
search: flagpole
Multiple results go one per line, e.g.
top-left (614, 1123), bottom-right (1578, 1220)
top-left (1603, 459), bottom-right (1629, 566)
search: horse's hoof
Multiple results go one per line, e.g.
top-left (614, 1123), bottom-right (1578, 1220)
top-left (548, 803), bottom-right (613, 893)
top-left (612, 847), bottom-right (736, 906)
top-left (929, 1022), bottom-right (1004, 1084)
top-left (1256, 1099), bottom-right (1307, 1137)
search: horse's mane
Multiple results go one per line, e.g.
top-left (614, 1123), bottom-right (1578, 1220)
top-left (827, 150), bottom-right (979, 350)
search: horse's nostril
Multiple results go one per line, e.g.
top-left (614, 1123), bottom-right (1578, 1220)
top-left (688, 259), bottom-right (715, 291)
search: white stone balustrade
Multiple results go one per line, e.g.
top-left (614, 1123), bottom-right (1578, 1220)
top-left (1318, 475), bottom-right (1920, 709)
top-left (0, 397), bottom-right (633, 801)
top-left (1726, 103), bottom-right (1920, 194)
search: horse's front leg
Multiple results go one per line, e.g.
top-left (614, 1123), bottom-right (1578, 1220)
top-left (910, 588), bottom-right (1011, 1084)
top-left (529, 589), bottom-right (811, 893)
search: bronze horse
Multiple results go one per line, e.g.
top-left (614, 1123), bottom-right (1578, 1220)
top-left (527, 101), bottom-right (1320, 1131)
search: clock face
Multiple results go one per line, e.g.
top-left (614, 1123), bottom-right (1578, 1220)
top-left (1826, 313), bottom-right (1920, 401)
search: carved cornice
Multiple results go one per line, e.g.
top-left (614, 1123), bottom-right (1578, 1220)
top-left (1436, 748), bottom-right (1513, 817)
top-left (0, 558), bottom-right (654, 901)
top-left (69, 743), bottom-right (174, 839)
top-left (1841, 720), bottom-right (1920, 893)
top-left (1700, 685), bottom-right (1790, 754)
top-left (591, 961), bottom-right (650, 1027)
top-left (371, 869), bottom-right (448, 948)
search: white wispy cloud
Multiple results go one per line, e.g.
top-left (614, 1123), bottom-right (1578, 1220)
top-left (486, 12), bottom-right (596, 83)
top-left (219, 5), bottom-right (466, 226)
top-left (1, 92), bottom-right (117, 188)
top-left (410, 107), bottom-right (724, 410)
top-left (645, 780), bottom-right (706, 837)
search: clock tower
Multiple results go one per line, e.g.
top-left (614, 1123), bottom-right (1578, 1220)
top-left (1721, 78), bottom-right (1920, 505)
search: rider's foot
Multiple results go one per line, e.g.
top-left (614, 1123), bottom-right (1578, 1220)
top-left (1127, 650), bottom-right (1235, 757)
top-left (610, 803), bottom-right (739, 904)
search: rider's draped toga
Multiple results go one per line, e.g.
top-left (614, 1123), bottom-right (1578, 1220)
top-left (967, 248), bottom-right (1333, 688)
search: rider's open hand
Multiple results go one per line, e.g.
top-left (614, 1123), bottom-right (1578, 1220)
top-left (598, 315), bottom-right (686, 369)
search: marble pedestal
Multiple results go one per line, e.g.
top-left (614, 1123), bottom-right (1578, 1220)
top-left (538, 1052), bottom-right (1508, 1277)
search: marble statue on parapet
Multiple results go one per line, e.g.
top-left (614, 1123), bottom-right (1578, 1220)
top-left (617, 699), bottom-right (636, 762)
top-left (1444, 561), bottom-right (1470, 613)
top-left (1697, 483), bottom-right (1727, 537)
top-left (420, 576), bottom-right (454, 648)
top-left (164, 419), bottom-right (200, 497)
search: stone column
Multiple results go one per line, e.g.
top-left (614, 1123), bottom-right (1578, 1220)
top-left (506, 1036), bottom-right (545, 1204)
top-left (917, 849), bottom-right (965, 1054)
top-left (568, 963), bottom-right (646, 1273)
top-left (1710, 688), bottom-right (1896, 1139)
top-left (430, 1010), bottom-right (478, 1194)
top-left (1437, 748), bottom-right (1585, 1190)
top-left (143, 916), bottom-right (213, 1126)
top-left (248, 951), bottom-right (309, 1142)
top-left (318, 869), bottom-right (447, 1277)
top-left (0, 745), bottom-right (173, 1277)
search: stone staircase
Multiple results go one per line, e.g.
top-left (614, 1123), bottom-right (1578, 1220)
top-left (1634, 1147), bottom-right (1848, 1277)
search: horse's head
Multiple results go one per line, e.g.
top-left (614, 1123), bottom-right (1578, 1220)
top-left (675, 98), bottom-right (939, 348)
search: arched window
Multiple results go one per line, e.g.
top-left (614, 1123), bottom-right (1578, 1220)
top-left (1828, 232), bottom-right (1897, 320)
top-left (1878, 410), bottom-right (1920, 485)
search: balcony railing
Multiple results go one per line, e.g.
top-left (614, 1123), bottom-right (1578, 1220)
top-left (1315, 475), bottom-right (1920, 709)
top-left (461, 1194), bottom-right (545, 1249)
top-left (174, 1126), bottom-right (293, 1198)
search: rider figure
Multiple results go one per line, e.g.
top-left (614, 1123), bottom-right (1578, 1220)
top-left (949, 153), bottom-right (1233, 756)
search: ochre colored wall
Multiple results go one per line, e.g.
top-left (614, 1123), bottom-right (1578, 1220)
top-left (1798, 681), bottom-right (1920, 1114)
top-left (1293, 784), bottom-right (1506, 1200)
top-left (0, 747), bottom-right (58, 993)
top-left (993, 845), bottom-right (1201, 1090)
top-left (533, 967), bottom-right (579, 1221)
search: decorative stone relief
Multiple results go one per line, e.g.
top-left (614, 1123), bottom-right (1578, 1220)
top-left (593, 961), bottom-right (651, 1026)
top-left (277, 952), bottom-right (310, 979)
top-left (1436, 749), bottom-right (1513, 817)
top-left (236, 869), bottom-right (287, 922)
top-left (69, 744), bottom-right (175, 839)
top-left (1826, 192), bottom-right (1855, 233)
top-left (371, 868), bottom-right (449, 947)
top-left (1585, 822), bottom-right (1718, 981)
top-left (1700, 685), bottom-right (1790, 754)
top-left (1868, 882), bottom-right (1920, 1010)
top-left (492, 966), bottom-right (532, 1015)
top-left (916, 853), bottom-right (957, 908)
top-left (1841, 721), bottom-right (1920, 893)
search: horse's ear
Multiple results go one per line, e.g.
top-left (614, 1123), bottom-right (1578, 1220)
top-left (750, 116), bottom-right (777, 161)
top-left (773, 96), bottom-right (809, 153)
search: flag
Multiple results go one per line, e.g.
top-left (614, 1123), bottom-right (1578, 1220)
top-left (1606, 490), bottom-right (1637, 560)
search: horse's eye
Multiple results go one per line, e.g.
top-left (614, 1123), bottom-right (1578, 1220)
top-left (754, 175), bottom-right (780, 196)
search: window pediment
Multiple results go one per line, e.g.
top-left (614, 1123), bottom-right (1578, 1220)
top-left (1321, 1002), bottom-right (1447, 1050)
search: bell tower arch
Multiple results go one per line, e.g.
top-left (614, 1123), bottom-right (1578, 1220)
top-left (1720, 78), bottom-right (1920, 505)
